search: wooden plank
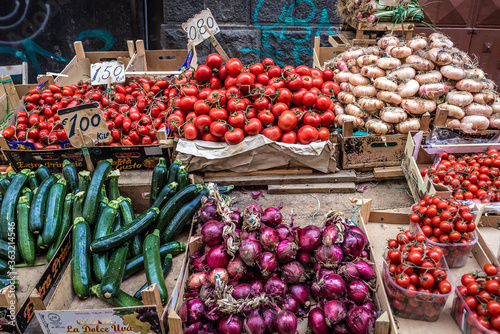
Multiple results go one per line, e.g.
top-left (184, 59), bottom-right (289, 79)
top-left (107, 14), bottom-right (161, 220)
top-left (73, 41), bottom-right (85, 60)
top-left (203, 168), bottom-right (313, 178)
top-left (29, 290), bottom-right (45, 311)
top-left (357, 22), bottom-right (415, 31)
top-left (373, 166), bottom-right (405, 178)
top-left (267, 182), bottom-right (356, 194)
top-left (368, 210), bottom-right (411, 224)
top-left (142, 283), bottom-right (164, 323)
top-left (203, 170), bottom-right (357, 186)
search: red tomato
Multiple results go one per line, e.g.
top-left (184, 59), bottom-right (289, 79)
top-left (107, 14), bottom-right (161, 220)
top-left (224, 128), bottom-right (245, 145)
top-left (318, 127), bottom-right (330, 142)
top-left (257, 110), bottom-right (275, 125)
top-left (302, 112), bottom-right (321, 127)
top-left (280, 131), bottom-right (297, 144)
top-left (262, 126), bottom-right (282, 141)
top-left (194, 65), bottom-right (213, 81)
top-left (225, 58), bottom-right (242, 76)
top-left (209, 121), bottom-right (228, 137)
top-left (206, 53), bottom-right (223, 69)
top-left (277, 111), bottom-right (297, 132)
top-left (320, 110), bottom-right (335, 126)
top-left (244, 118), bottom-right (262, 136)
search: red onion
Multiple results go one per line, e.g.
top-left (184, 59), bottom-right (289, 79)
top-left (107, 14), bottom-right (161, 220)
top-left (298, 225), bottom-right (322, 251)
top-left (191, 254), bottom-right (207, 272)
top-left (180, 301), bottom-right (188, 322)
top-left (208, 268), bottom-right (229, 285)
top-left (361, 300), bottom-right (378, 317)
top-left (200, 220), bottom-right (225, 246)
top-left (361, 250), bottom-right (370, 260)
top-left (183, 322), bottom-right (202, 334)
top-left (205, 303), bottom-right (223, 322)
top-left (227, 257), bottom-right (247, 279)
top-left (347, 280), bottom-right (370, 304)
top-left (244, 204), bottom-right (263, 215)
top-left (274, 310), bottom-right (297, 334)
top-left (244, 309), bottom-right (266, 334)
top-left (353, 259), bottom-right (375, 280)
top-left (241, 230), bottom-right (259, 240)
top-left (316, 245), bottom-right (343, 267)
top-left (219, 315), bottom-right (243, 334)
top-left (230, 210), bottom-right (243, 229)
top-left (207, 245), bottom-right (230, 270)
top-left (264, 276), bottom-right (288, 297)
top-left (308, 307), bottom-right (329, 334)
top-left (262, 309), bottom-right (277, 334)
top-left (199, 283), bottom-right (212, 300)
top-left (260, 224), bottom-right (279, 251)
top-left (346, 306), bottom-right (375, 334)
top-left (283, 293), bottom-right (300, 314)
top-left (275, 224), bottom-right (293, 241)
top-left (231, 283), bottom-right (252, 299)
top-left (260, 251), bottom-right (279, 276)
top-left (239, 239), bottom-right (262, 266)
top-left (341, 231), bottom-right (365, 259)
top-left (250, 279), bottom-right (264, 294)
top-left (333, 323), bottom-right (350, 334)
top-left (281, 261), bottom-right (307, 284)
top-left (347, 225), bottom-right (368, 247)
top-left (261, 206), bottom-right (283, 227)
top-left (289, 284), bottom-right (310, 307)
top-left (200, 201), bottom-right (220, 222)
top-left (320, 274), bottom-right (346, 300)
top-left (311, 282), bottom-right (322, 299)
top-left (297, 250), bottom-right (315, 267)
top-left (338, 262), bottom-right (359, 283)
top-left (317, 268), bottom-right (337, 280)
top-left (187, 272), bottom-right (208, 290)
top-left (322, 225), bottom-right (339, 246)
top-left (324, 300), bottom-right (347, 326)
top-left (276, 240), bottom-right (298, 263)
top-left (187, 298), bottom-right (206, 323)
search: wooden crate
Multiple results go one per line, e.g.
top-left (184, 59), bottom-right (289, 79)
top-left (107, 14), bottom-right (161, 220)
top-left (348, 22), bottom-right (415, 45)
top-left (0, 76), bottom-right (20, 122)
top-left (358, 199), bottom-right (499, 333)
top-left (312, 35), bottom-right (351, 70)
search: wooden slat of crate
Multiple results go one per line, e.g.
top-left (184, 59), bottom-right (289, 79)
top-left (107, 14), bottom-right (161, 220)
top-left (267, 182), bottom-right (356, 194)
top-left (203, 168), bottom-right (313, 178)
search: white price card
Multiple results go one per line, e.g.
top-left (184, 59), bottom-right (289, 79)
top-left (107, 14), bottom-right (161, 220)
top-left (182, 8), bottom-right (220, 45)
top-left (90, 60), bottom-right (125, 85)
top-left (59, 102), bottom-right (111, 147)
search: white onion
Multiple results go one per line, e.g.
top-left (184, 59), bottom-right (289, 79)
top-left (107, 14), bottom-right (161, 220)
top-left (358, 97), bottom-right (385, 112)
top-left (340, 82), bottom-right (353, 92)
top-left (446, 118), bottom-right (462, 129)
top-left (446, 90), bottom-right (474, 107)
top-left (352, 85), bottom-right (377, 98)
top-left (492, 98), bottom-right (500, 113)
top-left (335, 71), bottom-right (352, 83)
top-left (466, 103), bottom-right (493, 117)
top-left (374, 77), bottom-right (397, 91)
top-left (465, 68), bottom-right (485, 80)
top-left (396, 118), bottom-right (421, 133)
top-left (349, 73), bottom-right (371, 86)
top-left (428, 48), bottom-right (453, 66)
top-left (357, 55), bottom-right (379, 67)
top-left (387, 45), bottom-right (412, 59)
top-left (397, 79), bottom-right (420, 98)
top-left (366, 119), bottom-right (393, 135)
top-left (345, 104), bottom-right (369, 119)
top-left (377, 57), bottom-right (401, 70)
top-left (377, 91), bottom-right (402, 105)
top-left (378, 35), bottom-right (399, 49)
top-left (481, 79), bottom-right (495, 90)
top-left (407, 37), bottom-right (428, 51)
top-left (438, 103), bottom-right (465, 119)
top-left (473, 91), bottom-right (497, 105)
top-left (333, 102), bottom-right (345, 116)
top-left (360, 65), bottom-right (385, 79)
top-left (401, 98), bottom-right (436, 115)
top-left (456, 79), bottom-right (483, 93)
top-left (389, 66), bottom-right (416, 81)
top-left (489, 114), bottom-right (500, 129)
top-left (406, 55), bottom-right (435, 71)
top-left (461, 115), bottom-right (489, 131)
top-left (419, 82), bottom-right (449, 99)
top-left (440, 65), bottom-right (466, 81)
top-left (337, 91), bottom-right (357, 105)
top-left (334, 114), bottom-right (364, 128)
top-left (342, 49), bottom-right (365, 61)
top-left (415, 71), bottom-right (442, 85)
top-left (380, 107), bottom-right (407, 123)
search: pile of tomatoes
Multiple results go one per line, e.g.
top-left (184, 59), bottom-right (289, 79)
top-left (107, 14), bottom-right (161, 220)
top-left (383, 229), bottom-right (452, 321)
top-left (2, 54), bottom-right (339, 149)
top-left (410, 195), bottom-right (477, 267)
top-left (453, 264), bottom-right (500, 332)
top-left (420, 149), bottom-right (500, 203)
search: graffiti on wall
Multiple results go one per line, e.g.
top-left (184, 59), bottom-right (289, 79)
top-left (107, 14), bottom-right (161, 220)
top-left (0, 0), bottom-right (115, 78)
top-left (242, 0), bottom-right (337, 67)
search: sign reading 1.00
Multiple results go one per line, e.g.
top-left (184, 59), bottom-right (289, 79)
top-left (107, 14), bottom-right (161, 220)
top-left (182, 8), bottom-right (220, 45)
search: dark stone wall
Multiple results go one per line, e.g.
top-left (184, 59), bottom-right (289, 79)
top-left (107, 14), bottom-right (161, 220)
top-left (161, 0), bottom-right (342, 67)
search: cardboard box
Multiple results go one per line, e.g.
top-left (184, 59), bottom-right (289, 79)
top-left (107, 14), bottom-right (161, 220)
top-left (2, 147), bottom-right (87, 173)
top-left (0, 231), bottom-right (72, 334)
top-left (312, 36), bottom-right (350, 70)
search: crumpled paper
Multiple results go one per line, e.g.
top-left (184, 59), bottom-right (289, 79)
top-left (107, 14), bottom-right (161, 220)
top-left (175, 134), bottom-right (338, 173)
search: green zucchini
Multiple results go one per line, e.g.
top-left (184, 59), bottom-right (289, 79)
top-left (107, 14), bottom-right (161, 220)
top-left (78, 171), bottom-right (91, 194)
top-left (0, 238), bottom-right (20, 262)
top-left (90, 208), bottom-right (159, 254)
top-left (117, 197), bottom-right (142, 257)
top-left (112, 212), bottom-right (123, 232)
top-left (29, 175), bottom-right (58, 234)
top-left (46, 193), bottom-right (74, 262)
top-left (0, 169), bottom-right (30, 240)
top-left (36, 234), bottom-right (44, 254)
top-left (62, 160), bottom-right (78, 193)
top-left (134, 254), bottom-right (172, 300)
top-left (153, 184), bottom-right (203, 233)
top-left (149, 158), bottom-right (168, 206)
top-left (143, 230), bottom-right (168, 302)
top-left (176, 166), bottom-right (189, 191)
top-left (91, 284), bottom-right (143, 307)
top-left (73, 191), bottom-right (85, 222)
top-left (107, 170), bottom-right (120, 201)
top-left (16, 196), bottom-right (33, 265)
top-left (167, 159), bottom-right (182, 184)
top-left (34, 165), bottom-right (51, 184)
top-left (150, 182), bottom-right (177, 210)
top-left (0, 259), bottom-right (8, 274)
top-left (83, 159), bottom-right (112, 225)
top-left (41, 178), bottom-right (67, 247)
top-left (0, 275), bottom-right (18, 287)
top-left (6, 172), bottom-right (16, 181)
top-left (72, 217), bottom-right (91, 299)
top-left (124, 241), bottom-right (185, 278)
top-left (0, 175), bottom-right (10, 196)
top-left (92, 200), bottom-right (119, 282)
top-left (99, 184), bottom-right (107, 203)
top-left (28, 172), bottom-right (38, 191)
top-left (161, 189), bottom-right (206, 244)
top-left (21, 187), bottom-right (32, 204)
top-left (100, 242), bottom-right (128, 299)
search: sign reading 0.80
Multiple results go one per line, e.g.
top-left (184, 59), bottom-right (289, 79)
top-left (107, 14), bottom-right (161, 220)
top-left (59, 103), bottom-right (111, 147)
top-left (182, 8), bottom-right (220, 45)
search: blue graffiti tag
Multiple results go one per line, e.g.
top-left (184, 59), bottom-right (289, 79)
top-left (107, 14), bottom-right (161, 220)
top-left (242, 0), bottom-right (337, 66)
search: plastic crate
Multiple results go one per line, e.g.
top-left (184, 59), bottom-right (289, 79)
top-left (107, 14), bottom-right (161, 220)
top-left (410, 222), bottom-right (478, 268)
top-left (382, 257), bottom-right (452, 322)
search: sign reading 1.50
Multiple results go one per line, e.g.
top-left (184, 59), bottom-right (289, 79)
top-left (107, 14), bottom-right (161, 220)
top-left (182, 8), bottom-right (220, 45)
top-left (90, 60), bottom-right (125, 85)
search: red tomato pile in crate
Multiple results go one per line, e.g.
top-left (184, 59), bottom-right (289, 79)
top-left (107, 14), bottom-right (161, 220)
top-left (2, 54), bottom-right (340, 149)
top-left (420, 149), bottom-right (500, 203)
top-left (383, 229), bottom-right (453, 321)
top-left (453, 264), bottom-right (500, 332)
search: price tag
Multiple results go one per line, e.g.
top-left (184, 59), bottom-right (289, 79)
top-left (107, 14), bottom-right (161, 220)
top-left (182, 8), bottom-right (220, 45)
top-left (59, 103), bottom-right (111, 147)
top-left (90, 60), bottom-right (125, 85)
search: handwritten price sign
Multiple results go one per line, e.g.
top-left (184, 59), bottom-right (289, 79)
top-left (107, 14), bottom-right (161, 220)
top-left (59, 103), bottom-right (111, 147)
top-left (90, 60), bottom-right (125, 85)
top-left (182, 8), bottom-right (220, 45)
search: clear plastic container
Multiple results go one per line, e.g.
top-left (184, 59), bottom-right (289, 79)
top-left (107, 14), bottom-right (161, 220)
top-left (410, 222), bottom-right (478, 268)
top-left (382, 254), bottom-right (452, 322)
top-left (451, 275), bottom-right (496, 334)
